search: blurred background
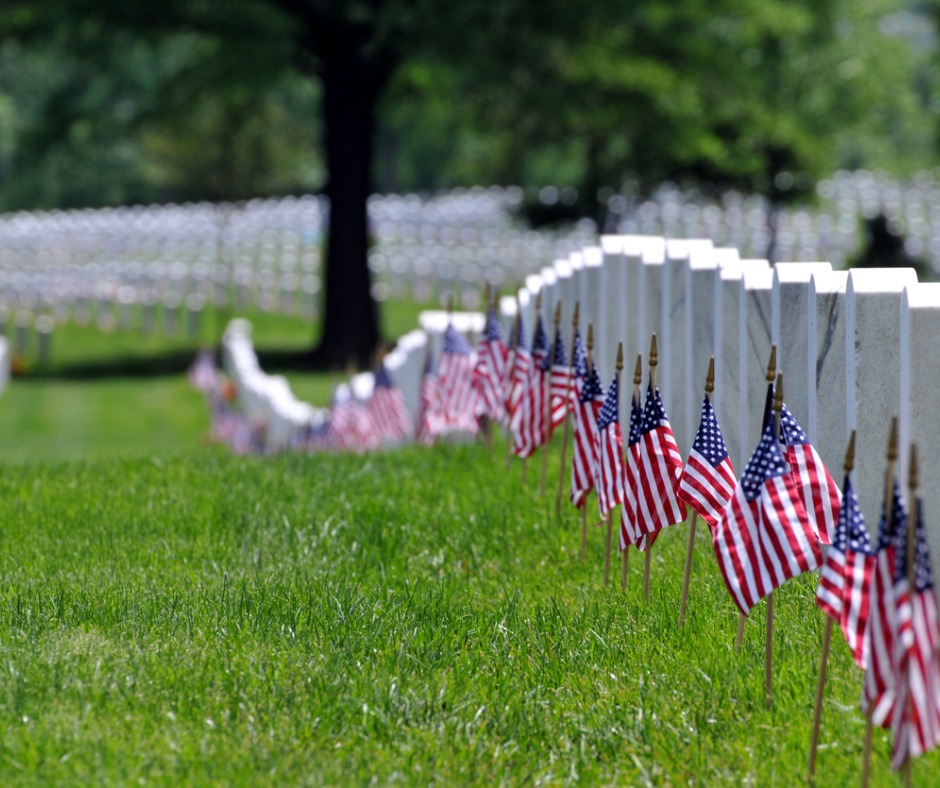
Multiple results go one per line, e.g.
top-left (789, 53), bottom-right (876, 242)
top-left (0, 0), bottom-right (938, 459)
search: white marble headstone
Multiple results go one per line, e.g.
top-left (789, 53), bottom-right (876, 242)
top-left (899, 282), bottom-right (940, 565)
top-left (772, 263), bottom-right (833, 438)
top-left (582, 247), bottom-right (608, 380)
top-left (809, 270), bottom-right (848, 476)
top-left (741, 267), bottom-right (775, 452)
top-left (682, 247), bottom-right (720, 454)
top-left (664, 239), bottom-right (713, 450)
top-left (845, 268), bottom-right (918, 524)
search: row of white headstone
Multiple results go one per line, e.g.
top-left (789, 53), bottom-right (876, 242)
top-left (443, 236), bottom-right (935, 566)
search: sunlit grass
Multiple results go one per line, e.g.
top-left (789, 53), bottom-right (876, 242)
top-left (0, 439), bottom-right (925, 784)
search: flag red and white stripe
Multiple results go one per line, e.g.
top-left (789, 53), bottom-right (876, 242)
top-left (439, 324), bottom-right (479, 435)
top-left (632, 381), bottom-right (686, 540)
top-left (779, 404), bottom-right (840, 545)
top-left (863, 481), bottom-right (906, 727)
top-left (890, 498), bottom-right (940, 770)
top-left (570, 332), bottom-right (604, 509)
top-left (815, 475), bottom-right (875, 669)
top-left (595, 375), bottom-right (625, 518)
top-left (678, 395), bottom-right (736, 532)
top-left (713, 416), bottom-right (820, 616)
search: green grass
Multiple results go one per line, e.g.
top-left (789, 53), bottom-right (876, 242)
top-left (0, 297), bottom-right (429, 461)
top-left (0, 378), bottom-right (209, 463)
top-left (0, 440), bottom-right (926, 784)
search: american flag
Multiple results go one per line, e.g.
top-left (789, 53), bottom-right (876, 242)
top-left (631, 379), bottom-right (687, 540)
top-left (439, 324), bottom-right (479, 435)
top-left (621, 387), bottom-right (655, 552)
top-left (416, 354), bottom-right (445, 446)
top-left (891, 497), bottom-right (940, 770)
top-left (712, 416), bottom-right (821, 616)
top-left (595, 374), bottom-right (625, 518)
top-left (473, 306), bottom-right (509, 423)
top-left (548, 329), bottom-right (571, 432)
top-left (678, 395), bottom-right (736, 532)
top-left (513, 316), bottom-right (549, 458)
top-left (327, 385), bottom-right (379, 452)
top-left (779, 404), bottom-right (841, 544)
top-left (815, 475), bottom-right (875, 669)
top-left (863, 480), bottom-right (906, 727)
top-left (506, 316), bottom-right (531, 439)
top-left (570, 334), bottom-right (605, 509)
top-left (369, 364), bottom-right (413, 442)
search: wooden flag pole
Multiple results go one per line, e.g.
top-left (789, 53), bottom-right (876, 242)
top-left (540, 302), bottom-right (562, 496)
top-left (738, 344), bottom-right (777, 651)
top-left (623, 353), bottom-right (643, 589)
top-left (604, 342), bottom-right (624, 588)
top-left (808, 430), bottom-right (856, 781)
top-left (903, 443), bottom-right (918, 788)
top-left (679, 357), bottom-right (715, 628)
top-left (556, 302), bottom-right (581, 517)
top-left (861, 415), bottom-right (899, 788)
top-left (765, 371), bottom-right (785, 708)
top-left (643, 333), bottom-right (660, 601)
top-left (581, 323), bottom-right (596, 561)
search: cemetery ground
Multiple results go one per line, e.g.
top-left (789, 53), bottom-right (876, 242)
top-left (0, 438), bottom-right (913, 784)
top-left (0, 298), bottom-right (424, 461)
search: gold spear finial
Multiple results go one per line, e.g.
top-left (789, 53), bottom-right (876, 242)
top-left (766, 344), bottom-right (777, 383)
top-left (633, 353), bottom-right (643, 386)
top-left (553, 300), bottom-right (562, 328)
top-left (572, 301), bottom-right (580, 328)
top-left (887, 416), bottom-right (898, 463)
top-left (587, 323), bottom-right (594, 353)
top-left (616, 342), bottom-right (624, 373)
top-left (705, 356), bottom-right (715, 395)
top-left (909, 443), bottom-right (918, 491)
top-left (773, 372), bottom-right (784, 413)
top-left (649, 333), bottom-right (658, 368)
top-left (844, 430), bottom-right (856, 474)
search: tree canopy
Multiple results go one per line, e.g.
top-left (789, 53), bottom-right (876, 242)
top-left (0, 0), bottom-right (935, 361)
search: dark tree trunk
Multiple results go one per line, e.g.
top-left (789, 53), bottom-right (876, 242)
top-left (310, 33), bottom-right (391, 368)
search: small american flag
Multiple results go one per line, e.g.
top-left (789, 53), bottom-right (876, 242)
top-left (548, 329), bottom-right (571, 432)
top-left (863, 480), bottom-right (907, 727)
top-left (595, 375), bottom-right (625, 518)
top-left (815, 475), bottom-right (875, 669)
top-left (369, 364), bottom-right (413, 443)
top-left (779, 404), bottom-right (841, 544)
top-left (891, 497), bottom-right (940, 770)
top-left (632, 379), bottom-right (687, 539)
top-left (416, 354), bottom-right (445, 446)
top-left (621, 387), bottom-right (655, 552)
top-left (712, 416), bottom-right (820, 616)
top-left (513, 316), bottom-right (549, 458)
top-left (473, 306), bottom-right (509, 423)
top-left (678, 395), bottom-right (736, 532)
top-left (439, 324), bottom-right (479, 435)
top-left (506, 316), bottom-right (530, 439)
top-left (570, 334), bottom-right (605, 509)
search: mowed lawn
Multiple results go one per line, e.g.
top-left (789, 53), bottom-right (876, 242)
top-left (0, 441), bottom-right (928, 785)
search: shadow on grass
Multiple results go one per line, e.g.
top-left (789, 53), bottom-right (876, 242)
top-left (22, 347), bottom-right (350, 381)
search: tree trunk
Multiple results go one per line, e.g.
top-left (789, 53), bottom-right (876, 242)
top-left (311, 38), bottom-right (387, 368)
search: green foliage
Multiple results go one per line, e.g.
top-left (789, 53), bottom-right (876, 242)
top-left (0, 0), bottom-right (935, 209)
top-left (0, 442), bottom-right (932, 782)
